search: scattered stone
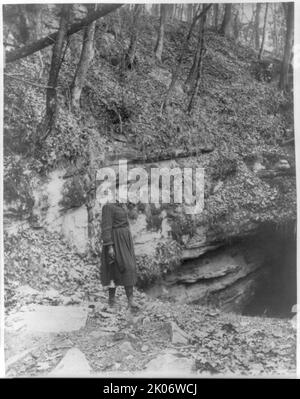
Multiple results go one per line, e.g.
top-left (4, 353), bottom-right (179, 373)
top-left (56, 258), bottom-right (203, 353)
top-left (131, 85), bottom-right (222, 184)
top-left (144, 353), bottom-right (195, 376)
top-left (36, 362), bottom-right (51, 371)
top-left (50, 348), bottom-right (91, 377)
top-left (114, 362), bottom-right (121, 370)
top-left (141, 344), bottom-right (149, 352)
top-left (16, 285), bottom-right (40, 297)
top-left (97, 310), bottom-right (114, 319)
top-left (89, 330), bottom-right (111, 339)
top-left (127, 332), bottom-right (138, 341)
top-left (6, 346), bottom-right (38, 369)
top-left (62, 297), bottom-right (74, 306)
top-left (253, 161), bottom-right (265, 173)
top-left (168, 321), bottom-right (190, 345)
top-left (132, 315), bottom-right (144, 325)
top-left (206, 310), bottom-right (219, 317)
top-left (119, 341), bottom-right (134, 353)
top-left (221, 323), bottom-right (237, 334)
top-left (97, 326), bottom-right (118, 333)
top-left (213, 181), bottom-right (224, 194)
top-left (44, 288), bottom-right (60, 300)
top-left (291, 315), bottom-right (297, 330)
top-left (113, 332), bottom-right (126, 341)
top-left (69, 294), bottom-right (83, 304)
top-left (62, 296), bottom-right (81, 305)
top-left (275, 159), bottom-right (290, 170)
top-left (48, 342), bottom-right (73, 353)
top-left (142, 316), bottom-right (151, 326)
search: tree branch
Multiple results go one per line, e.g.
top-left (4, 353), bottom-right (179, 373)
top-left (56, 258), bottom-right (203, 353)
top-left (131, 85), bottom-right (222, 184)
top-left (4, 73), bottom-right (55, 89)
top-left (5, 4), bottom-right (123, 64)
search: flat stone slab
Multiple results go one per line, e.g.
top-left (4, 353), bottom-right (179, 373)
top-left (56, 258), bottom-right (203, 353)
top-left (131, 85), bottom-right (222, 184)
top-left (50, 348), bottom-right (91, 377)
top-left (6, 305), bottom-right (88, 333)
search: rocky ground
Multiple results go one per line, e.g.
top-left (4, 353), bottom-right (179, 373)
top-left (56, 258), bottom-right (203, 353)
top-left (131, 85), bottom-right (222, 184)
top-left (5, 288), bottom-right (297, 377)
top-left (4, 227), bottom-right (297, 378)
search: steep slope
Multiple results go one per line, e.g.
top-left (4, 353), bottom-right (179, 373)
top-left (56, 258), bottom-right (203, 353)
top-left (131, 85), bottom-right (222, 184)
top-left (4, 10), bottom-right (296, 310)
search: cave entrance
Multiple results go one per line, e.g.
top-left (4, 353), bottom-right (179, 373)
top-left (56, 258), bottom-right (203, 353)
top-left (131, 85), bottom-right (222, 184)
top-left (145, 222), bottom-right (296, 319)
top-left (242, 223), bottom-right (296, 319)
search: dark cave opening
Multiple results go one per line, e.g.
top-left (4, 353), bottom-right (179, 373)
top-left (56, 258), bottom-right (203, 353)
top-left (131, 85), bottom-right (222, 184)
top-left (146, 222), bottom-right (297, 319)
top-left (242, 223), bottom-right (296, 319)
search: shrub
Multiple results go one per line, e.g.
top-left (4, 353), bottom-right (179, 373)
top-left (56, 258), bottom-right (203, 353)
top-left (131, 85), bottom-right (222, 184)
top-left (210, 154), bottom-right (238, 181)
top-left (4, 156), bottom-right (35, 219)
top-left (170, 215), bottom-right (197, 243)
top-left (59, 176), bottom-right (86, 210)
top-left (136, 240), bottom-right (181, 288)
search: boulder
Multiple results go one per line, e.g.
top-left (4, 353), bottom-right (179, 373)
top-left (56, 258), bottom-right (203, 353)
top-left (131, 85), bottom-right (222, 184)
top-left (141, 344), bottom-right (149, 352)
top-left (291, 304), bottom-right (297, 313)
top-left (168, 321), bottom-right (190, 345)
top-left (43, 288), bottom-right (60, 301)
top-left (16, 285), bottom-right (40, 297)
top-left (50, 348), bottom-right (91, 377)
top-left (291, 315), bottom-right (297, 330)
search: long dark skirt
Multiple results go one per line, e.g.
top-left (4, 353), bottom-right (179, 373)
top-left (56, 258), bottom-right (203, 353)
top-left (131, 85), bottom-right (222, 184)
top-left (101, 226), bottom-right (137, 287)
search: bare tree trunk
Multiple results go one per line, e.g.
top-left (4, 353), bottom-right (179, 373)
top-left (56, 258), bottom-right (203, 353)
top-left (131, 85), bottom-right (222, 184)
top-left (214, 4), bottom-right (219, 29)
top-left (186, 17), bottom-right (203, 88)
top-left (254, 3), bottom-right (262, 50)
top-left (161, 4), bottom-right (212, 111)
top-left (41, 4), bottom-right (71, 141)
top-left (70, 5), bottom-right (97, 110)
top-left (186, 4), bottom-right (193, 23)
top-left (279, 3), bottom-right (294, 91)
top-left (167, 4), bottom-right (175, 21)
top-left (247, 4), bottom-right (256, 46)
top-left (178, 4), bottom-right (183, 21)
top-left (34, 6), bottom-right (44, 40)
top-left (233, 8), bottom-right (240, 41)
top-left (126, 4), bottom-right (141, 67)
top-left (192, 4), bottom-right (198, 21)
top-left (154, 4), bottom-right (167, 62)
top-left (272, 4), bottom-right (279, 56)
top-left (258, 3), bottom-right (269, 60)
top-left (219, 4), bottom-right (233, 38)
top-left (174, 5), bottom-right (179, 20)
top-left (151, 4), bottom-right (159, 17)
top-left (187, 11), bottom-right (207, 113)
top-left (17, 5), bottom-right (31, 43)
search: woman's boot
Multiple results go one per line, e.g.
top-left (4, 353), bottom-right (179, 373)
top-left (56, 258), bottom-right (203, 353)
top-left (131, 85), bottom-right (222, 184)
top-left (108, 287), bottom-right (116, 308)
top-left (125, 286), bottom-right (139, 313)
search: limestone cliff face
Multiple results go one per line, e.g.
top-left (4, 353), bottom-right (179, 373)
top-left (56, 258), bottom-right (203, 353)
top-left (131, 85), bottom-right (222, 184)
top-left (4, 147), bottom-right (296, 313)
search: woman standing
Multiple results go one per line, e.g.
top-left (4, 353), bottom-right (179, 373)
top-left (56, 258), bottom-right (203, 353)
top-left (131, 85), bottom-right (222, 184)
top-left (100, 201), bottom-right (138, 312)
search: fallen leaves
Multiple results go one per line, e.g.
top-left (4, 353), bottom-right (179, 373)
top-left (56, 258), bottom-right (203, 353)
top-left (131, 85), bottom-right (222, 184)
top-left (4, 226), bottom-right (296, 378)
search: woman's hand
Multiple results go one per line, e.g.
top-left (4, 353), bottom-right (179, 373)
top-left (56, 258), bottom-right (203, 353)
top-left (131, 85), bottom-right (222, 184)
top-left (108, 245), bottom-right (115, 261)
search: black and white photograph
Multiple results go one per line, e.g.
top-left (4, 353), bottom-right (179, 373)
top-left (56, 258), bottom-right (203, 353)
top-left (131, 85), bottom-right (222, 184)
top-left (1, 1), bottom-right (298, 379)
